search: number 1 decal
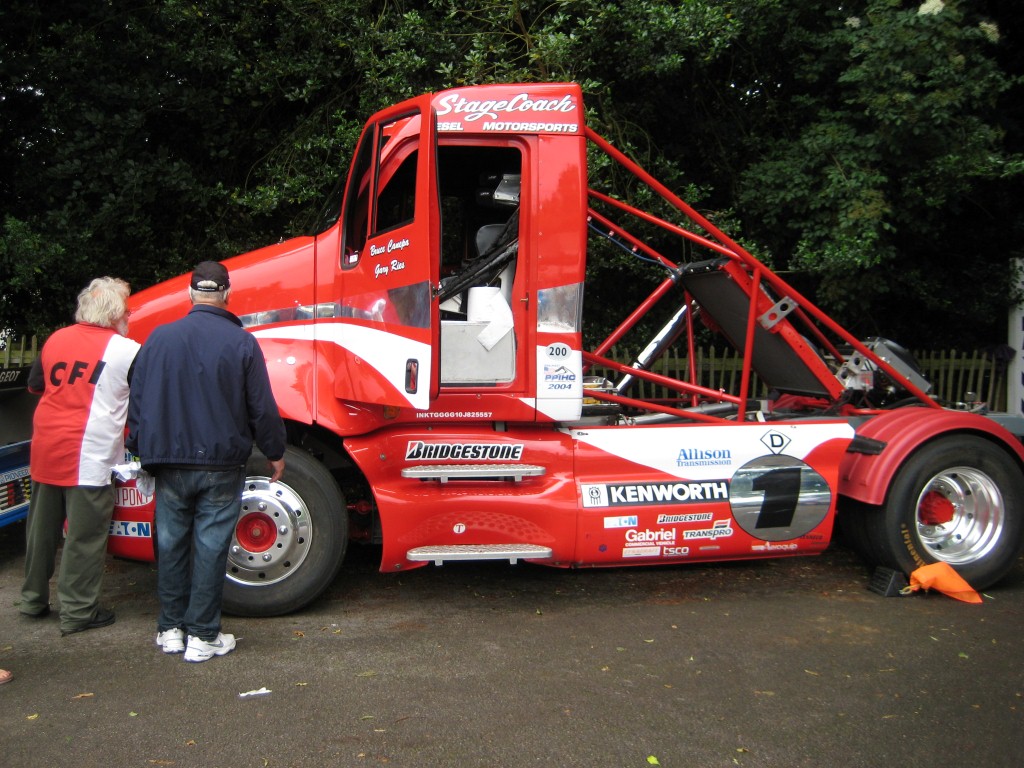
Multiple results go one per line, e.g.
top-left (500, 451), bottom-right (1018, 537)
top-left (729, 456), bottom-right (832, 541)
top-left (750, 466), bottom-right (802, 529)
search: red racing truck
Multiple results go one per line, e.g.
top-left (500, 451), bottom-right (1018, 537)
top-left (109, 82), bottom-right (1024, 616)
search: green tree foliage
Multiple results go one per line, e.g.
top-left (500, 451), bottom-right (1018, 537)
top-left (1, 0), bottom-right (1020, 351)
top-left (727, 0), bottom-right (1023, 345)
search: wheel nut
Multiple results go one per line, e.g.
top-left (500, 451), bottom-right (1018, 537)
top-left (262, 553), bottom-right (273, 562)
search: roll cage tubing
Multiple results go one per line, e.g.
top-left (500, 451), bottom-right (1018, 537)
top-left (581, 127), bottom-right (940, 423)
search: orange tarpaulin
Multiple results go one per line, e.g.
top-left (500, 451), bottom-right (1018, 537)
top-left (903, 562), bottom-right (983, 604)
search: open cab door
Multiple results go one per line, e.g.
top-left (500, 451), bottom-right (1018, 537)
top-left (326, 95), bottom-right (440, 410)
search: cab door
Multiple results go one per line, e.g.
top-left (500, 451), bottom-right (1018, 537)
top-left (325, 95), bottom-right (440, 410)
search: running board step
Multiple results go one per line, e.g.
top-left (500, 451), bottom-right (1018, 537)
top-left (407, 544), bottom-right (553, 565)
top-left (401, 464), bottom-right (546, 483)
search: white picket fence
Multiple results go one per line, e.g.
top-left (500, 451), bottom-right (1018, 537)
top-left (2, 334), bottom-right (1008, 410)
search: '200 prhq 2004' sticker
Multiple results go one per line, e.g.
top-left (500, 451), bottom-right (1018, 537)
top-left (569, 421), bottom-right (854, 542)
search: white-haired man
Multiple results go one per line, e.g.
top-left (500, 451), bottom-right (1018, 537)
top-left (20, 276), bottom-right (140, 635)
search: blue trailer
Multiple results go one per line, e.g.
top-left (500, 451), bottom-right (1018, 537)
top-left (0, 439), bottom-right (31, 527)
top-left (0, 365), bottom-right (34, 528)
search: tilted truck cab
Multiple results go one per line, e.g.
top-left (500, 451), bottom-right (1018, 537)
top-left (112, 82), bottom-right (1024, 616)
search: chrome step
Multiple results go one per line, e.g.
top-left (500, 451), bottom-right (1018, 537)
top-left (401, 463), bottom-right (546, 483)
top-left (407, 544), bottom-right (553, 566)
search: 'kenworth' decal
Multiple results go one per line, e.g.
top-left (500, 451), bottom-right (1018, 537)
top-left (582, 480), bottom-right (729, 508)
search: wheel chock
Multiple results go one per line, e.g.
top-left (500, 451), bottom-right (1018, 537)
top-left (868, 566), bottom-right (908, 597)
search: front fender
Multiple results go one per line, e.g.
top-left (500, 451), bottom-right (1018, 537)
top-left (840, 407), bottom-right (1024, 506)
top-left (259, 337), bottom-right (315, 425)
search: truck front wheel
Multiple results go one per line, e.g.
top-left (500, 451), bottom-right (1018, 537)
top-left (861, 435), bottom-right (1024, 590)
top-left (222, 446), bottom-right (348, 617)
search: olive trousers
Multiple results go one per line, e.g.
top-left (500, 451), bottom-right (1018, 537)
top-left (20, 481), bottom-right (115, 632)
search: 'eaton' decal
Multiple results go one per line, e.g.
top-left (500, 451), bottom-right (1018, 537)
top-left (676, 448), bottom-right (732, 468)
top-left (581, 481), bottom-right (729, 508)
top-left (603, 515), bottom-right (639, 529)
top-left (405, 441), bottom-right (524, 461)
top-left (110, 521), bottom-right (152, 538)
top-left (729, 455), bottom-right (832, 541)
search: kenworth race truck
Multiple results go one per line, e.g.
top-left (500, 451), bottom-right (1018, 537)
top-left (107, 82), bottom-right (1024, 616)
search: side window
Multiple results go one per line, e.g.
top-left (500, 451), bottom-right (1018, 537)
top-left (340, 127), bottom-right (375, 269)
top-left (375, 149), bottom-right (417, 234)
top-left (341, 112), bottom-right (421, 268)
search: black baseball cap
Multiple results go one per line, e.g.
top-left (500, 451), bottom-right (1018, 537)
top-left (191, 261), bottom-right (230, 292)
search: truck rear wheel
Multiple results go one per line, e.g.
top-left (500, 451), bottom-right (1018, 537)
top-left (857, 435), bottom-right (1024, 590)
top-left (222, 446), bottom-right (348, 617)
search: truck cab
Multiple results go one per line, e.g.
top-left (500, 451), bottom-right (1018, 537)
top-left (116, 82), bottom-right (1024, 617)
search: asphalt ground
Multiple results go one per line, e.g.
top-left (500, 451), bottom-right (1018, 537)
top-left (1, 520), bottom-right (1022, 768)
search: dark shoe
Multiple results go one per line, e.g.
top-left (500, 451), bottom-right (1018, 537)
top-left (20, 605), bottom-right (51, 619)
top-left (60, 607), bottom-right (116, 636)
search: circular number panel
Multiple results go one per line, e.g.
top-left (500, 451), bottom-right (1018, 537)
top-left (728, 455), bottom-right (833, 541)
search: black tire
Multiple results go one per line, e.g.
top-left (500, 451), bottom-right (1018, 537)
top-left (222, 445), bottom-right (348, 617)
top-left (836, 497), bottom-right (876, 564)
top-left (857, 435), bottom-right (1024, 590)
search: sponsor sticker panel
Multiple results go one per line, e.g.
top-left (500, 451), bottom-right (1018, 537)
top-left (570, 422), bottom-right (854, 480)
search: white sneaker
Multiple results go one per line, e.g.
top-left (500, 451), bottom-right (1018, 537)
top-left (156, 628), bottom-right (186, 654)
top-left (183, 632), bottom-right (236, 663)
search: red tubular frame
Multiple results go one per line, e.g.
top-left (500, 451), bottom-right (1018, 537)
top-left (584, 127), bottom-right (941, 413)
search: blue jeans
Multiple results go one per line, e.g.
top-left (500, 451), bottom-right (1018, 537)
top-left (154, 466), bottom-right (245, 641)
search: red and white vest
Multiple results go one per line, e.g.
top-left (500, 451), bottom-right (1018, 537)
top-left (30, 324), bottom-right (140, 487)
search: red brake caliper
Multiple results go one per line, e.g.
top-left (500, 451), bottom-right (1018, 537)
top-left (918, 490), bottom-right (955, 526)
top-left (236, 512), bottom-right (278, 553)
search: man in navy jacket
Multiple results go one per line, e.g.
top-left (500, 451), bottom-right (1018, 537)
top-left (127, 261), bottom-right (286, 662)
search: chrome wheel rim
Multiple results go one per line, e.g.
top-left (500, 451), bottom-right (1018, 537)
top-left (226, 477), bottom-right (313, 586)
top-left (915, 466), bottom-right (1004, 565)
